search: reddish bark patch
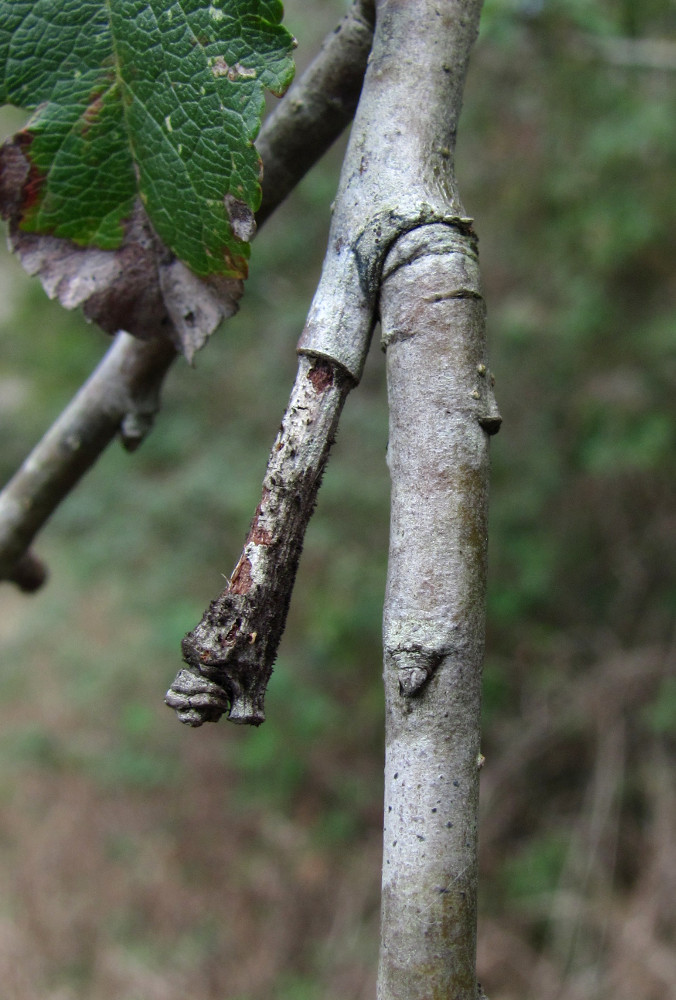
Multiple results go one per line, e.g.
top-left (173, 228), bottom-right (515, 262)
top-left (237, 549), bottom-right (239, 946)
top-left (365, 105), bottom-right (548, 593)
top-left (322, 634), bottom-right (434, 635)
top-left (249, 522), bottom-right (272, 546)
top-left (248, 490), bottom-right (272, 545)
top-left (307, 359), bottom-right (334, 394)
top-left (221, 619), bottom-right (242, 644)
top-left (229, 555), bottom-right (253, 594)
top-left (223, 246), bottom-right (248, 279)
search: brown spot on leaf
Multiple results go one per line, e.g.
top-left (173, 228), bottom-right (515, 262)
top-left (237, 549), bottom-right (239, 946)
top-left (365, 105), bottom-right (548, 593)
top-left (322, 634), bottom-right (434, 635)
top-left (223, 246), bottom-right (248, 279)
top-left (212, 57), bottom-right (257, 82)
top-left (80, 93), bottom-right (105, 137)
top-left (0, 139), bottom-right (29, 219)
top-left (0, 134), bottom-right (45, 221)
top-left (229, 555), bottom-right (253, 594)
top-left (307, 359), bottom-right (334, 393)
top-left (211, 55), bottom-right (230, 77)
top-left (21, 164), bottom-right (47, 214)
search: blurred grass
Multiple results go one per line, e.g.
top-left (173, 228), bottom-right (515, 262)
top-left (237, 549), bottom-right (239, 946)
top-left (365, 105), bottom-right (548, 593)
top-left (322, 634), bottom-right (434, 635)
top-left (1, 0), bottom-right (676, 998)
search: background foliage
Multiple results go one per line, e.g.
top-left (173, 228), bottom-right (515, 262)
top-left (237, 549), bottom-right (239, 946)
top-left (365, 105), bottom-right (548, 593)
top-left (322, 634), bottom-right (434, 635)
top-left (0, 1), bottom-right (674, 998)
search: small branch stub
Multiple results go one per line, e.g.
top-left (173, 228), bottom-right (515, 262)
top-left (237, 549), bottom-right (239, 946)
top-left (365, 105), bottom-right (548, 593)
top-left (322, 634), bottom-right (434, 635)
top-left (165, 355), bottom-right (353, 726)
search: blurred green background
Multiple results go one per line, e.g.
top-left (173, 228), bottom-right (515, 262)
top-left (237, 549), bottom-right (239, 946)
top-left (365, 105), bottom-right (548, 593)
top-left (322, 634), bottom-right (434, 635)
top-left (0, 1), bottom-right (675, 998)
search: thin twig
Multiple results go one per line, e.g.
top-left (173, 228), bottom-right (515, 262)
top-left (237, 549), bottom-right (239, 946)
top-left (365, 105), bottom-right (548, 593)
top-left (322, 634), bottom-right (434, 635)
top-left (0, 333), bottom-right (175, 582)
top-left (166, 355), bottom-right (353, 726)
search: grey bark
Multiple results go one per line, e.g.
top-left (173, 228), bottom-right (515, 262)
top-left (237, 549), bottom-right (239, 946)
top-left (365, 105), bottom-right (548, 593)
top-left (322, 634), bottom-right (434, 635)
top-left (0, 333), bottom-right (175, 584)
top-left (170, 1), bottom-right (496, 993)
top-left (293, 1), bottom-right (497, 989)
top-left (364, 3), bottom-right (496, 995)
top-left (379, 226), bottom-right (497, 1000)
top-left (3, 0), bottom-right (495, 992)
top-left (0, 0), bottom-right (374, 588)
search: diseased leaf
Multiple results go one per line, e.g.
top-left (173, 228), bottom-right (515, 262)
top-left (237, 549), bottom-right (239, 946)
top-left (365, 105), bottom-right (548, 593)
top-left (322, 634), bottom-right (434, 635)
top-left (0, 122), bottom-right (244, 361)
top-left (0, 1), bottom-right (294, 359)
top-left (0, 0), bottom-right (295, 278)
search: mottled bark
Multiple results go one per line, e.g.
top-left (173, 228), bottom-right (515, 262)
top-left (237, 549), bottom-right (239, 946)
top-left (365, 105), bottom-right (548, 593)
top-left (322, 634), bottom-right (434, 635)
top-left (167, 355), bottom-right (352, 725)
top-left (170, 3), bottom-right (494, 992)
top-left (379, 225), bottom-right (498, 1000)
top-left (292, 0), bottom-right (496, 993)
top-left (166, 0), bottom-right (395, 728)
top-left (170, 11), bottom-right (494, 992)
top-left (257, 0), bottom-right (375, 219)
top-left (0, 1), bottom-right (374, 588)
top-left (4, 0), bottom-right (495, 991)
top-left (368, 0), bottom-right (495, 993)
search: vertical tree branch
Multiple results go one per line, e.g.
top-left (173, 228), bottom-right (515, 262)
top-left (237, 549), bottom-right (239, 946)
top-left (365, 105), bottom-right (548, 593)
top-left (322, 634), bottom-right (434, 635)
top-left (169, 7), bottom-right (494, 993)
top-left (314, 0), bottom-right (493, 995)
top-left (169, 0), bottom-right (493, 985)
top-left (379, 225), bottom-right (498, 1000)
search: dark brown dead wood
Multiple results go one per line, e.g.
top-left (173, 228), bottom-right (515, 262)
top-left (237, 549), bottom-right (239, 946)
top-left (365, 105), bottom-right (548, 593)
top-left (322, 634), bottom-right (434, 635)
top-left (166, 355), bottom-right (352, 725)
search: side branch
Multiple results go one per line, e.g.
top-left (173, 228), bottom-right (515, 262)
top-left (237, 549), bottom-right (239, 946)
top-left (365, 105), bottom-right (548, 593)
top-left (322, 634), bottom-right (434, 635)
top-left (166, 355), bottom-right (353, 726)
top-left (0, 0), bottom-right (375, 589)
top-left (0, 333), bottom-right (175, 582)
top-left (257, 0), bottom-right (375, 218)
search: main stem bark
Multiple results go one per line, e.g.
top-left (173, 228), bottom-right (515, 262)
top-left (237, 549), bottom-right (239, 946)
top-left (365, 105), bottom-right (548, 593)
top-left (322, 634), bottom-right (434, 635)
top-left (358, 2), bottom-right (494, 997)
top-left (379, 226), bottom-right (495, 1000)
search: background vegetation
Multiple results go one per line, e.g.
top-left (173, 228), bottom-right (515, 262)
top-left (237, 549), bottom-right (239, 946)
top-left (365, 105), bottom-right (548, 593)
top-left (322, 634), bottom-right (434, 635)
top-left (0, 1), bottom-right (674, 997)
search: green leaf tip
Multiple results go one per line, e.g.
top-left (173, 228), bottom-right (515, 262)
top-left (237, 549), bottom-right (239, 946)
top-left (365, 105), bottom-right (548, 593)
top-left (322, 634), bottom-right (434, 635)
top-left (0, 0), bottom-right (296, 279)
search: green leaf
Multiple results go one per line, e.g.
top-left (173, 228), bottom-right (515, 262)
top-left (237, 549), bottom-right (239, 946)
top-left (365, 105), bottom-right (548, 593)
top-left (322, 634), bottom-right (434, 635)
top-left (0, 0), bottom-right (295, 278)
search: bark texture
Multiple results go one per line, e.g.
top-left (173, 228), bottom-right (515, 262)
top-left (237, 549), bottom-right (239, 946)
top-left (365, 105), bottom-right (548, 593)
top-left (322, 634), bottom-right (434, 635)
top-left (337, 1), bottom-right (493, 997)
top-left (167, 355), bottom-right (352, 725)
top-left (170, 2), bottom-right (496, 992)
top-left (167, 2), bottom-right (390, 727)
top-left (0, 2), bottom-right (374, 588)
top-left (257, 0), bottom-right (375, 219)
top-left (379, 225), bottom-right (498, 1000)
top-left (297, 0), bottom-right (477, 379)
top-left (0, 333), bottom-right (175, 582)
